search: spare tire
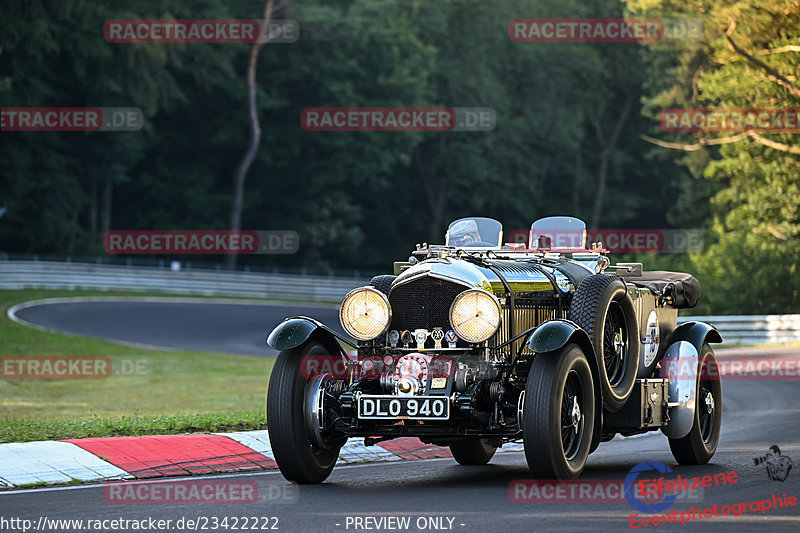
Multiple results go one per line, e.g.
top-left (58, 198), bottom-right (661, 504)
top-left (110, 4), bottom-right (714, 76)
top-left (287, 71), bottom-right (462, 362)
top-left (568, 274), bottom-right (640, 412)
top-left (369, 275), bottom-right (397, 296)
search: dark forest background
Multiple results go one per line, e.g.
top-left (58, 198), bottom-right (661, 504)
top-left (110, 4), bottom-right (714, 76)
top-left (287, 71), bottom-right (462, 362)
top-left (1, 0), bottom-right (798, 314)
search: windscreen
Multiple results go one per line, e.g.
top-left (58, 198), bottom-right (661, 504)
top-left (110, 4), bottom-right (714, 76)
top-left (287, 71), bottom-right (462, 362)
top-left (530, 216), bottom-right (587, 249)
top-left (446, 217), bottom-right (503, 248)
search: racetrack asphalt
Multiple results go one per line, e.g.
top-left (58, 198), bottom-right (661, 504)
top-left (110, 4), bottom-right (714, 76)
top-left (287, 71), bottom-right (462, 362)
top-left (4, 298), bottom-right (799, 531)
top-left (10, 298), bottom-right (342, 356)
top-left (1, 371), bottom-right (798, 532)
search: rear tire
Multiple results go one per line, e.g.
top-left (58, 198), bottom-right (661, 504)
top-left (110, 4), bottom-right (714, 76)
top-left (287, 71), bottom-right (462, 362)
top-left (669, 344), bottom-right (722, 465)
top-left (267, 341), bottom-right (344, 483)
top-left (450, 439), bottom-right (497, 465)
top-left (523, 343), bottom-right (595, 479)
top-left (568, 274), bottom-right (640, 412)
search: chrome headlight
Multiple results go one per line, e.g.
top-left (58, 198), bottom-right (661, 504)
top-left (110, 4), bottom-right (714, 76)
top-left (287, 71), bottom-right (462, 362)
top-left (449, 288), bottom-right (501, 343)
top-left (339, 287), bottom-right (392, 341)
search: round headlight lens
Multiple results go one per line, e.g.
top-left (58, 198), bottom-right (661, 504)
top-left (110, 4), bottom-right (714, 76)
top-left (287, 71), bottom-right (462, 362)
top-left (449, 289), bottom-right (501, 343)
top-left (340, 287), bottom-right (392, 340)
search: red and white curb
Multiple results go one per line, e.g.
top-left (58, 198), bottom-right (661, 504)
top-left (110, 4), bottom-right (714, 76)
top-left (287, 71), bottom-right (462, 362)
top-left (0, 431), bottom-right (480, 489)
top-left (0, 441), bottom-right (131, 487)
top-left (0, 430), bottom-right (648, 489)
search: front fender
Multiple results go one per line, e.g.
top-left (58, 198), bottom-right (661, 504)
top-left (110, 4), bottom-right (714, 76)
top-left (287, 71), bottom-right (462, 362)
top-left (526, 319), bottom-right (594, 359)
top-left (266, 316), bottom-right (352, 357)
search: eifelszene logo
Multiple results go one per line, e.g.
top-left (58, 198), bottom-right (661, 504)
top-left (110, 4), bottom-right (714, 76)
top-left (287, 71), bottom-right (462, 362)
top-left (625, 461), bottom-right (678, 513)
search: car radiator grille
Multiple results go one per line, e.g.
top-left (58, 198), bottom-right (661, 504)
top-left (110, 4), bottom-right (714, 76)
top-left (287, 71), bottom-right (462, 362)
top-left (496, 293), bottom-right (571, 354)
top-left (388, 276), bottom-right (466, 333)
top-left (388, 277), bottom-right (571, 352)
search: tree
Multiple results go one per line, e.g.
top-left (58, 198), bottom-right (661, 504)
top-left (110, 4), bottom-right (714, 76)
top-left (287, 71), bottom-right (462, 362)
top-left (226, 0), bottom-right (277, 270)
top-left (624, 0), bottom-right (800, 313)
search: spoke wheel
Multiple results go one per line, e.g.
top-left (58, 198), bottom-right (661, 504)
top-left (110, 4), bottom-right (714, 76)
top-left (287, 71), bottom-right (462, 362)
top-left (668, 344), bottom-right (722, 465)
top-left (602, 302), bottom-right (628, 386)
top-left (568, 274), bottom-right (640, 412)
top-left (523, 343), bottom-right (595, 479)
top-left (560, 370), bottom-right (585, 460)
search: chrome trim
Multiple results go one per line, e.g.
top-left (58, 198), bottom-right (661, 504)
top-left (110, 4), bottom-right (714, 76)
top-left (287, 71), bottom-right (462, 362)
top-left (304, 373), bottom-right (334, 450)
top-left (660, 340), bottom-right (698, 439)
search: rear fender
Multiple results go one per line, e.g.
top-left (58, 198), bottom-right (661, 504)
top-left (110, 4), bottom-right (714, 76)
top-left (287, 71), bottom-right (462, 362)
top-left (666, 321), bottom-right (722, 352)
top-left (660, 321), bottom-right (721, 439)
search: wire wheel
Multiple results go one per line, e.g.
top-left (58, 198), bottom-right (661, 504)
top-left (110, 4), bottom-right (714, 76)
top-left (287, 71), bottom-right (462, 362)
top-left (668, 344), bottom-right (722, 465)
top-left (561, 369), bottom-right (585, 460)
top-left (568, 274), bottom-right (640, 412)
top-left (698, 359), bottom-right (718, 444)
top-left (602, 302), bottom-right (628, 387)
top-left (523, 343), bottom-right (595, 479)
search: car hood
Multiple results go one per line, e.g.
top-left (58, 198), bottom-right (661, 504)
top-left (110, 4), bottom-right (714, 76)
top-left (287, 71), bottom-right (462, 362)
top-left (393, 257), bottom-right (582, 295)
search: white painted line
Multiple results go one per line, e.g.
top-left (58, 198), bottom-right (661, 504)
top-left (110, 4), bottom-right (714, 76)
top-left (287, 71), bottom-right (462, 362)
top-left (215, 430), bottom-right (274, 460)
top-left (338, 438), bottom-right (401, 464)
top-left (7, 296), bottom-right (337, 330)
top-left (0, 468), bottom-right (286, 495)
top-left (0, 457), bottom-right (459, 496)
top-left (500, 442), bottom-right (525, 452)
top-left (0, 441), bottom-right (132, 487)
top-left (6, 297), bottom-right (338, 351)
top-left (219, 431), bottom-right (402, 464)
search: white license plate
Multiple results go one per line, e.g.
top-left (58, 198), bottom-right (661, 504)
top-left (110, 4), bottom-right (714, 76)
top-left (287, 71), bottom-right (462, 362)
top-left (357, 395), bottom-right (449, 420)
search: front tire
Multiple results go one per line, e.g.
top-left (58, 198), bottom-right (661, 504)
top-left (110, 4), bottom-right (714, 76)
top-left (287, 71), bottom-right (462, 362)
top-left (450, 439), bottom-right (497, 465)
top-left (523, 343), bottom-right (595, 479)
top-left (267, 341), bottom-right (344, 483)
top-left (669, 344), bottom-right (722, 465)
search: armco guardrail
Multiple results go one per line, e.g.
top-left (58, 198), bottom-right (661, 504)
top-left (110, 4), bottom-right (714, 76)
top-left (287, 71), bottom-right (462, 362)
top-left (0, 260), bottom-right (370, 303)
top-left (678, 315), bottom-right (800, 346)
top-left (1, 261), bottom-right (798, 345)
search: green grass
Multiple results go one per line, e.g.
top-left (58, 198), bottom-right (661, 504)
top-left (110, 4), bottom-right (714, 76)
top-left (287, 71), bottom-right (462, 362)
top-left (0, 289), bottom-right (275, 443)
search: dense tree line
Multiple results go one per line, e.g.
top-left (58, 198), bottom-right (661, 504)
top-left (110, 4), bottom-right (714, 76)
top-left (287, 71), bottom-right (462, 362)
top-left (1, 0), bottom-right (797, 313)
